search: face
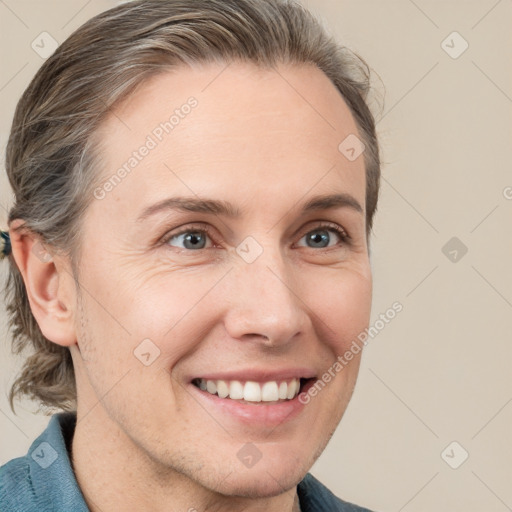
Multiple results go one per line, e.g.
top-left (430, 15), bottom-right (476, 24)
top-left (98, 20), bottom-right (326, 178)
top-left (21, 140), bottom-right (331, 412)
top-left (72, 61), bottom-right (372, 497)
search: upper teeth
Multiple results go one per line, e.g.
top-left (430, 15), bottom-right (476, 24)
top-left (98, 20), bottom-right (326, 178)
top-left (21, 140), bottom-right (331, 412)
top-left (196, 378), bottom-right (301, 402)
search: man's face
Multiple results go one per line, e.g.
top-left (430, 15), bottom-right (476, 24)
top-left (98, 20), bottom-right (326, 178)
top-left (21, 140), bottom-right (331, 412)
top-left (72, 62), bottom-right (372, 496)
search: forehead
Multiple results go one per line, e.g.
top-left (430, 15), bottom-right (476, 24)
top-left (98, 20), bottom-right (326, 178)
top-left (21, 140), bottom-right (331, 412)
top-left (90, 62), bottom-right (365, 221)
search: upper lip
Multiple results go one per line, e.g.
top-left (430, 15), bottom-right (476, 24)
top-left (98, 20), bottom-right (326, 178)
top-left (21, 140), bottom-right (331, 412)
top-left (189, 368), bottom-right (317, 383)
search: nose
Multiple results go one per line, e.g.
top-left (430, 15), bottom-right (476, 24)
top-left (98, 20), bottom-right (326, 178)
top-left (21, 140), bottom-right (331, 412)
top-left (223, 250), bottom-right (310, 348)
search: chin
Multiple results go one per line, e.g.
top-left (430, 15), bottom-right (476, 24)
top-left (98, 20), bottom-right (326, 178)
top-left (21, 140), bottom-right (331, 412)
top-left (216, 468), bottom-right (305, 499)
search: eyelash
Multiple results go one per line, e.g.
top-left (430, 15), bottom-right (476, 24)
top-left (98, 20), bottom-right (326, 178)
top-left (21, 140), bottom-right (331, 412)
top-left (158, 222), bottom-right (350, 251)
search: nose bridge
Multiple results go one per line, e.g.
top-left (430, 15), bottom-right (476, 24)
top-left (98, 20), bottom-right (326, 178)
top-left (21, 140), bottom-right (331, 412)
top-left (224, 244), bottom-right (308, 345)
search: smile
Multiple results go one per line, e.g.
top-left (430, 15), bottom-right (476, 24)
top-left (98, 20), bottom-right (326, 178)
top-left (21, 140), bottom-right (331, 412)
top-left (192, 378), bottom-right (304, 403)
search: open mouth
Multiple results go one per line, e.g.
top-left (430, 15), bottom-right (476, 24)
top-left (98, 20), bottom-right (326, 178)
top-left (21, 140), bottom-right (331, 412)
top-left (191, 377), bottom-right (313, 404)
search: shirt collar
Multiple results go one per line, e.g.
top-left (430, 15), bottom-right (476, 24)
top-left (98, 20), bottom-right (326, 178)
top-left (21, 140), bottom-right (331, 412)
top-left (27, 412), bottom-right (89, 511)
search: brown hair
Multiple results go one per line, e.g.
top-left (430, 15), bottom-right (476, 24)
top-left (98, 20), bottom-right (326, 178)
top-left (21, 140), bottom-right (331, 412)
top-left (4, 0), bottom-right (382, 413)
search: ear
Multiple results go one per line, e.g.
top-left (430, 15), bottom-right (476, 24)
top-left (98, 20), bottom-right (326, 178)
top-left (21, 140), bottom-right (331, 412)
top-left (9, 219), bottom-right (77, 347)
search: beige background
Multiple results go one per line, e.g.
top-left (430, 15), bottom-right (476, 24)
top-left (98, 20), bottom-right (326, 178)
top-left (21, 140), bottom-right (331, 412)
top-left (1, 1), bottom-right (511, 511)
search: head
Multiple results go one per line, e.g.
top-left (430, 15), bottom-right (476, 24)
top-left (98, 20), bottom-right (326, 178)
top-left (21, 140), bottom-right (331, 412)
top-left (5, 0), bottom-right (380, 498)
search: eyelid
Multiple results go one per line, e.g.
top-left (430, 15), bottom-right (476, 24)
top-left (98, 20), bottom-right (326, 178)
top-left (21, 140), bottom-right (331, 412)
top-left (298, 221), bottom-right (349, 241)
top-left (158, 222), bottom-right (217, 247)
top-left (293, 221), bottom-right (350, 250)
top-left (158, 220), bottom-right (350, 249)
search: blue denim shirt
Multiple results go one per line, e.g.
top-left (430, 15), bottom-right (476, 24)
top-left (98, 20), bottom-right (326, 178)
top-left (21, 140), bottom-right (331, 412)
top-left (0, 412), bottom-right (375, 511)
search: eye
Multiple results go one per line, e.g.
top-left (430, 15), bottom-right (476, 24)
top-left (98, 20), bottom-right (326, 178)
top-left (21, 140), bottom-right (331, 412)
top-left (296, 223), bottom-right (348, 249)
top-left (159, 222), bottom-right (349, 252)
top-left (163, 226), bottom-right (214, 250)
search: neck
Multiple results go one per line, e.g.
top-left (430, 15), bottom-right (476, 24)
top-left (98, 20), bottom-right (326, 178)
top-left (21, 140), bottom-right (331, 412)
top-left (70, 404), bottom-right (301, 512)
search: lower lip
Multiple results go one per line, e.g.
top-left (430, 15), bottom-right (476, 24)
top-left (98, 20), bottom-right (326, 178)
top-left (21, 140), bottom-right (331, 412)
top-left (189, 380), bottom-right (315, 428)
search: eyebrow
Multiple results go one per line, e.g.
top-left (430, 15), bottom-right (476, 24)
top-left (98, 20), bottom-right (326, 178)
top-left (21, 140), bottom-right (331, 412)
top-left (136, 192), bottom-right (363, 223)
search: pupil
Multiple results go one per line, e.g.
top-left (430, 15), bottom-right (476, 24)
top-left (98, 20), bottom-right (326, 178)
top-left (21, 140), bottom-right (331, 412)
top-left (309, 231), bottom-right (329, 248)
top-left (185, 232), bottom-right (205, 249)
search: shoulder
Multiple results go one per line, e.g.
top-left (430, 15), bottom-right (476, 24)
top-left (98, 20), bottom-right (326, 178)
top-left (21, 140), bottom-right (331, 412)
top-left (297, 473), bottom-right (377, 512)
top-left (0, 412), bottom-right (88, 512)
top-left (0, 454), bottom-right (39, 511)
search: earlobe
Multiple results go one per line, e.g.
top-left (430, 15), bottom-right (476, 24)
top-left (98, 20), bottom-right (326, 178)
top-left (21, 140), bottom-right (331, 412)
top-left (9, 219), bottom-right (77, 348)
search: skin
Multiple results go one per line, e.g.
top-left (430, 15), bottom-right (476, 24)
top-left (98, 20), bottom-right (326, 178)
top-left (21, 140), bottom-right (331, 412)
top-left (10, 61), bottom-right (372, 512)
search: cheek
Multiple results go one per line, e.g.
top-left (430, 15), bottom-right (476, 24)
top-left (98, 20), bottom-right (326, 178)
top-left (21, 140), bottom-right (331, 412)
top-left (77, 263), bottom-right (226, 373)
top-left (124, 269), bottom-right (225, 347)
top-left (306, 266), bottom-right (372, 355)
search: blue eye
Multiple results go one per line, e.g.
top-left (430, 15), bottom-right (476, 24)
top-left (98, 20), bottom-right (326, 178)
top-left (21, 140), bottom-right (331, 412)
top-left (297, 225), bottom-right (347, 249)
top-left (161, 223), bottom-right (348, 251)
top-left (166, 229), bottom-right (212, 250)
